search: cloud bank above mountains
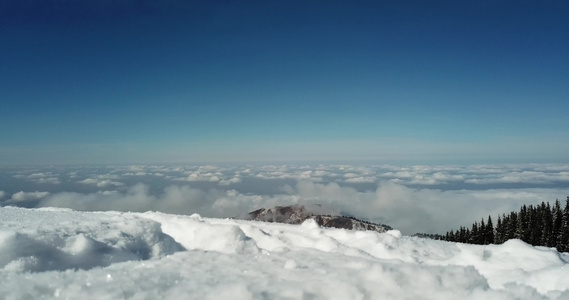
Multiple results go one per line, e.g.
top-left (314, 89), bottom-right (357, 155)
top-left (1, 164), bottom-right (568, 234)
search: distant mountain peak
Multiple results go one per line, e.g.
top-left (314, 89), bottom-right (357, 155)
top-left (247, 204), bottom-right (393, 233)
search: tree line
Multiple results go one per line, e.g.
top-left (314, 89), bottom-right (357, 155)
top-left (443, 196), bottom-right (569, 252)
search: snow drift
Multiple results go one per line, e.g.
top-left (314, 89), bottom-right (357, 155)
top-left (0, 207), bottom-right (183, 273)
top-left (0, 206), bottom-right (568, 299)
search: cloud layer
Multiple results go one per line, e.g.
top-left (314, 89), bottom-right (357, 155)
top-left (36, 181), bottom-right (567, 234)
top-left (2, 164), bottom-right (568, 234)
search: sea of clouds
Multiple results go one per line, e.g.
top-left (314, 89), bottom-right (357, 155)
top-left (1, 163), bottom-right (568, 234)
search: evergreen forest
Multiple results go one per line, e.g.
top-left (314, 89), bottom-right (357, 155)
top-left (443, 197), bottom-right (569, 252)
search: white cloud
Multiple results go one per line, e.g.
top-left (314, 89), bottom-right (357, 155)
top-left (186, 172), bottom-right (221, 182)
top-left (127, 165), bottom-right (146, 172)
top-left (379, 170), bottom-right (448, 185)
top-left (372, 164), bottom-right (569, 186)
top-left (252, 166), bottom-right (330, 182)
top-left (123, 172), bottom-right (147, 176)
top-left (30, 172), bottom-right (58, 179)
top-left (12, 172), bottom-right (61, 184)
top-left (344, 176), bottom-right (376, 183)
top-left (0, 191), bottom-right (5, 199)
top-left (10, 191), bottom-right (50, 202)
top-left (79, 178), bottom-right (124, 188)
top-left (176, 166), bottom-right (229, 182)
top-left (219, 176), bottom-right (242, 186)
top-left (254, 171), bottom-right (293, 180)
top-left (37, 177), bottom-right (61, 184)
top-left (380, 171), bottom-right (414, 179)
top-left (38, 184), bottom-right (240, 216)
top-left (532, 164), bottom-right (569, 172)
top-left (464, 170), bottom-right (569, 185)
top-left (313, 169), bottom-right (334, 177)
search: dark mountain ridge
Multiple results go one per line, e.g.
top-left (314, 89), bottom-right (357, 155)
top-left (247, 204), bottom-right (393, 233)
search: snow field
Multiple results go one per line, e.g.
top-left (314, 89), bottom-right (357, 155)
top-left (0, 206), bottom-right (568, 299)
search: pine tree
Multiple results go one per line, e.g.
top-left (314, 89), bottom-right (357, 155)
top-left (447, 231), bottom-right (454, 242)
top-left (495, 215), bottom-right (503, 244)
top-left (552, 199), bottom-right (562, 249)
top-left (486, 215), bottom-right (494, 244)
top-left (465, 228), bottom-right (471, 242)
top-left (480, 218), bottom-right (486, 244)
top-left (470, 222), bottom-right (479, 244)
top-left (528, 205), bottom-right (540, 245)
top-left (508, 211), bottom-right (518, 241)
top-left (541, 202), bottom-right (553, 247)
top-left (516, 205), bottom-right (527, 241)
top-left (501, 213), bottom-right (511, 242)
top-left (558, 197), bottom-right (569, 252)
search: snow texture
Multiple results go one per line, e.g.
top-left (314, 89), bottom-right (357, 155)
top-left (0, 206), bottom-right (568, 300)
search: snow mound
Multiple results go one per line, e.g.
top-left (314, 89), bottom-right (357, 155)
top-left (301, 218), bottom-right (320, 229)
top-left (140, 212), bottom-right (260, 254)
top-left (0, 207), bottom-right (184, 272)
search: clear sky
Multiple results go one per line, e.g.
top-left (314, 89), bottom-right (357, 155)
top-left (1, 0), bottom-right (568, 164)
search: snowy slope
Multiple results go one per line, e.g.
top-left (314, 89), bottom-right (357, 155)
top-left (0, 207), bottom-right (568, 300)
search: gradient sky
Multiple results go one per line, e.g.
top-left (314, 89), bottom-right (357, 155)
top-left (1, 0), bottom-right (568, 164)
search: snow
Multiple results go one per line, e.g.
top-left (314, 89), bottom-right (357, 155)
top-left (0, 207), bottom-right (183, 273)
top-left (1, 207), bottom-right (568, 299)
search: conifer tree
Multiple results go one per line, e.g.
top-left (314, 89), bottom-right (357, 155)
top-left (470, 222), bottom-right (479, 244)
top-left (486, 215), bottom-right (494, 244)
top-left (495, 215), bottom-right (503, 244)
top-left (501, 213), bottom-right (511, 242)
top-left (516, 205), bottom-right (527, 240)
top-left (462, 227), bottom-right (469, 243)
top-left (552, 199), bottom-right (562, 248)
top-left (541, 202), bottom-right (553, 247)
top-left (528, 205), bottom-right (540, 245)
top-left (508, 211), bottom-right (517, 241)
top-left (447, 231), bottom-right (454, 242)
top-left (478, 218), bottom-right (487, 245)
top-left (558, 197), bottom-right (569, 252)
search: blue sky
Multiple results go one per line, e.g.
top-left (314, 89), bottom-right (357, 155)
top-left (1, 1), bottom-right (568, 164)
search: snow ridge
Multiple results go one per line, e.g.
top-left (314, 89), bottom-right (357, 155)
top-left (1, 207), bottom-right (568, 299)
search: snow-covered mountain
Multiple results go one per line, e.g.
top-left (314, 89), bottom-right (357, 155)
top-left (1, 206), bottom-right (568, 299)
top-left (246, 204), bottom-right (393, 233)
